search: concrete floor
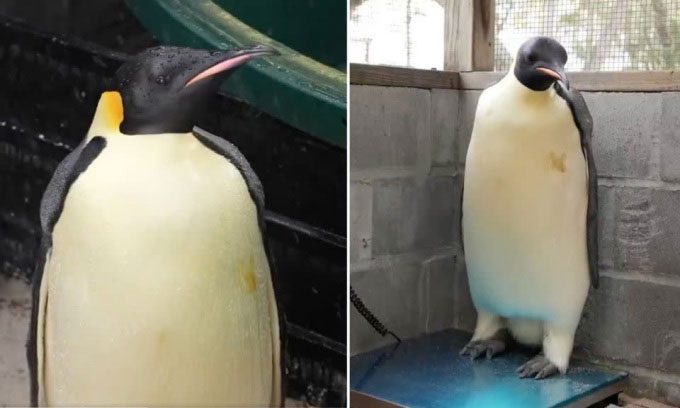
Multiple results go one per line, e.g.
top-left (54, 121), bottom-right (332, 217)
top-left (0, 277), bottom-right (305, 407)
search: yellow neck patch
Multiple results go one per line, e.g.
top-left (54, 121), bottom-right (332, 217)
top-left (100, 91), bottom-right (124, 130)
top-left (87, 91), bottom-right (124, 137)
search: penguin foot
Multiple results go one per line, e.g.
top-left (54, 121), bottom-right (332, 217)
top-left (516, 355), bottom-right (559, 379)
top-left (460, 338), bottom-right (506, 360)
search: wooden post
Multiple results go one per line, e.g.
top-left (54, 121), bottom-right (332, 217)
top-left (444, 0), bottom-right (495, 71)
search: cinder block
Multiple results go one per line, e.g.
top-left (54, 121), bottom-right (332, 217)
top-left (576, 275), bottom-right (680, 372)
top-left (597, 184), bottom-right (617, 270)
top-left (650, 189), bottom-right (680, 278)
top-left (455, 91), bottom-right (481, 166)
top-left (371, 178), bottom-right (417, 255)
top-left (595, 185), bottom-right (654, 274)
top-left (613, 186), bottom-right (655, 273)
top-left (424, 251), bottom-right (476, 334)
top-left (660, 93), bottom-right (680, 181)
top-left (423, 254), bottom-right (457, 333)
top-left (453, 259), bottom-right (476, 333)
top-left (350, 86), bottom-right (431, 172)
top-left (583, 92), bottom-right (660, 180)
top-left (431, 89), bottom-right (459, 168)
top-left (598, 186), bottom-right (680, 277)
top-left (350, 182), bottom-right (373, 262)
top-left (350, 262), bottom-right (426, 354)
top-left (372, 176), bottom-right (459, 256)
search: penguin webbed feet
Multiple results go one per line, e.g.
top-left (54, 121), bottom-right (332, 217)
top-left (516, 354), bottom-right (560, 379)
top-left (460, 337), bottom-right (506, 360)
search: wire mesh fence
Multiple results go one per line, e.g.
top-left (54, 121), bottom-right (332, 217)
top-left (350, 0), bottom-right (680, 72)
top-left (496, 0), bottom-right (680, 72)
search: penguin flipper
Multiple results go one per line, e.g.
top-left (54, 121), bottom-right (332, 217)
top-left (554, 82), bottom-right (599, 289)
top-left (28, 137), bottom-right (106, 406)
top-left (191, 127), bottom-right (285, 405)
top-left (191, 127), bottom-right (264, 222)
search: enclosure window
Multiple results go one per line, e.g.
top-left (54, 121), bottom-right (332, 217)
top-left (349, 0), bottom-right (445, 69)
top-left (496, 0), bottom-right (680, 72)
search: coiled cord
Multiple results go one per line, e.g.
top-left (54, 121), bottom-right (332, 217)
top-left (350, 286), bottom-right (401, 343)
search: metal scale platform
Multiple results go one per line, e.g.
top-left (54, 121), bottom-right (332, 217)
top-left (351, 329), bottom-right (627, 408)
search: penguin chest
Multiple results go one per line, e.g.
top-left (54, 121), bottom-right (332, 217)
top-left (462, 94), bottom-right (589, 322)
top-left (43, 134), bottom-right (275, 405)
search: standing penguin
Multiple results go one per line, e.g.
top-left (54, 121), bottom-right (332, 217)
top-left (460, 36), bottom-right (597, 379)
top-left (27, 45), bottom-right (284, 406)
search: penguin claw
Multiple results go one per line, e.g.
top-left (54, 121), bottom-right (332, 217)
top-left (517, 355), bottom-right (559, 379)
top-left (460, 339), bottom-right (506, 361)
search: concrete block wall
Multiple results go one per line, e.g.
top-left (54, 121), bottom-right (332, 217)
top-left (350, 85), bottom-right (680, 405)
top-left (350, 86), bottom-right (474, 354)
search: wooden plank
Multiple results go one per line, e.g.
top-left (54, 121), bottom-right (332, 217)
top-left (472, 0), bottom-right (495, 71)
top-left (619, 393), bottom-right (676, 408)
top-left (459, 71), bottom-right (503, 89)
top-left (350, 63), bottom-right (680, 92)
top-left (444, 0), bottom-right (473, 71)
top-left (569, 71), bottom-right (680, 92)
top-left (445, 0), bottom-right (494, 71)
top-left (460, 71), bottom-right (680, 91)
top-left (350, 63), bottom-right (460, 89)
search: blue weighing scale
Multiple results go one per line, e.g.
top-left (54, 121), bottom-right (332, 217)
top-left (351, 329), bottom-right (627, 408)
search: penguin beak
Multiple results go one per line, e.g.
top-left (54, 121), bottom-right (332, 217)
top-left (536, 67), bottom-right (562, 81)
top-left (184, 45), bottom-right (280, 88)
top-left (536, 66), bottom-right (569, 88)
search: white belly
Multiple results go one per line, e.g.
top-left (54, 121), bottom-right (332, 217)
top-left (462, 78), bottom-right (589, 327)
top-left (43, 133), bottom-right (277, 405)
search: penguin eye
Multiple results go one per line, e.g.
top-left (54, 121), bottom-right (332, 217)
top-left (527, 53), bottom-right (537, 63)
top-left (155, 75), bottom-right (170, 85)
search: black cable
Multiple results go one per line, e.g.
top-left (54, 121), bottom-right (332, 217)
top-left (350, 286), bottom-right (401, 343)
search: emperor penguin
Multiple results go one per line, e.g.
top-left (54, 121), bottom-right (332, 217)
top-left (460, 37), bottom-right (597, 379)
top-left (27, 45), bottom-right (284, 406)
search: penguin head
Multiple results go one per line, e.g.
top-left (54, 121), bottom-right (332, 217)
top-left (513, 37), bottom-right (568, 91)
top-left (114, 45), bottom-right (279, 135)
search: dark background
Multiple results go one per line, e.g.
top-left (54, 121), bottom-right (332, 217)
top-left (0, 0), bottom-right (346, 405)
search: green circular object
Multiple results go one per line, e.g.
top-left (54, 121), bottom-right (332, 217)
top-left (125, 0), bottom-right (346, 148)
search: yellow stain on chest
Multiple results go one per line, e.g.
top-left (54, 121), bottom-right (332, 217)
top-left (549, 151), bottom-right (567, 173)
top-left (157, 329), bottom-right (167, 344)
top-left (240, 255), bottom-right (257, 293)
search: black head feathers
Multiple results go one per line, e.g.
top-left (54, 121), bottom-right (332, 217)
top-left (115, 45), bottom-right (279, 135)
top-left (514, 37), bottom-right (568, 91)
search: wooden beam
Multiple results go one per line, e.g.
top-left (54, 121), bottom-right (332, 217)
top-left (458, 71), bottom-right (502, 89)
top-left (350, 63), bottom-right (680, 92)
top-left (350, 63), bottom-right (460, 89)
top-left (444, 0), bottom-right (495, 71)
top-left (567, 71), bottom-right (680, 92)
top-left (444, 0), bottom-right (472, 71)
top-left (472, 0), bottom-right (495, 70)
top-left (460, 71), bottom-right (680, 92)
